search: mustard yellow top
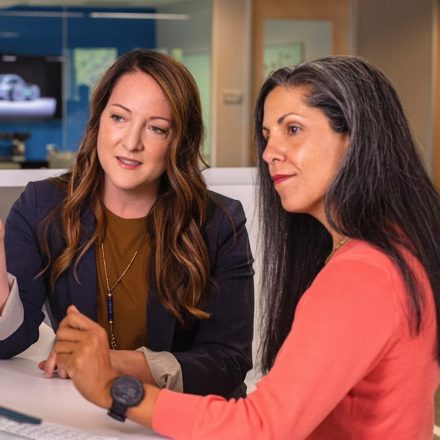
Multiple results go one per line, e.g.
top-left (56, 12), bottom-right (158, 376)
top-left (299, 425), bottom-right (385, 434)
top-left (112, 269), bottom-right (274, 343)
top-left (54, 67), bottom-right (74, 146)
top-left (96, 207), bottom-right (150, 350)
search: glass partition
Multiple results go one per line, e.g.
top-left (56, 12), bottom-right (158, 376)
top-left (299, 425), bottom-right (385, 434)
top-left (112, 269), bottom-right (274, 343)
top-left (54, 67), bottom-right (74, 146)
top-left (0, 0), bottom-right (212, 167)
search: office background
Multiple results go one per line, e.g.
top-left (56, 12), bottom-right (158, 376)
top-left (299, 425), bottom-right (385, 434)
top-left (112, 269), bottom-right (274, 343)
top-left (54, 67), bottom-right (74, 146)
top-left (1, 0), bottom-right (440, 430)
top-left (0, 0), bottom-right (437, 177)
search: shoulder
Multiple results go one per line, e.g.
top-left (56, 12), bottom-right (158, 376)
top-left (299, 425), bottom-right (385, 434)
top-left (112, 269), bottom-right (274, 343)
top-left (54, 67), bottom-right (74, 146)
top-left (203, 191), bottom-right (250, 253)
top-left (330, 239), bottom-right (395, 270)
top-left (303, 240), bottom-right (409, 322)
top-left (318, 239), bottom-right (404, 291)
top-left (206, 190), bottom-right (246, 225)
top-left (10, 175), bottom-right (68, 220)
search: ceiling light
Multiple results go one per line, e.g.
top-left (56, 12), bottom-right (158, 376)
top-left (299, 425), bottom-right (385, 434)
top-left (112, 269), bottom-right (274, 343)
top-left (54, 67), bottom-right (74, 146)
top-left (89, 12), bottom-right (188, 20)
top-left (0, 11), bottom-right (84, 18)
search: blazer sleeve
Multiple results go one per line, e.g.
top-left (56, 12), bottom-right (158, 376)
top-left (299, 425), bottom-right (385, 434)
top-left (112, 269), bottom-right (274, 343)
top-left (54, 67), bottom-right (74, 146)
top-left (173, 197), bottom-right (255, 397)
top-left (0, 182), bottom-right (51, 358)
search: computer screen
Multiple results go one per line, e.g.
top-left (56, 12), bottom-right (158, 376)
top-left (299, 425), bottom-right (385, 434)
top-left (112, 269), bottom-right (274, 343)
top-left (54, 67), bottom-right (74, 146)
top-left (0, 54), bottom-right (63, 121)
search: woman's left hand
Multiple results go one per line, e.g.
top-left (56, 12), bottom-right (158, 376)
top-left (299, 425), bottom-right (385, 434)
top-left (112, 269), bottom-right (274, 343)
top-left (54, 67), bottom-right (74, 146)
top-left (38, 348), bottom-right (69, 379)
top-left (54, 305), bottom-right (117, 409)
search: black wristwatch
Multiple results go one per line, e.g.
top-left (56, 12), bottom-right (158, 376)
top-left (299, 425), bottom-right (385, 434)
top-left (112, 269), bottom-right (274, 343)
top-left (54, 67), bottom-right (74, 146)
top-left (108, 375), bottom-right (145, 422)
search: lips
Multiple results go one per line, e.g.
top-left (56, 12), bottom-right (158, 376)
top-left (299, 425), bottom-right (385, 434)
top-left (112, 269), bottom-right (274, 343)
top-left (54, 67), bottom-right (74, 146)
top-left (271, 174), bottom-right (292, 185)
top-left (117, 156), bottom-right (142, 167)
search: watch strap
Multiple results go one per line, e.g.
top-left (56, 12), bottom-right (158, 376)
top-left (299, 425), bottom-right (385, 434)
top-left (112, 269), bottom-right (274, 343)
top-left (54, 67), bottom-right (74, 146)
top-left (108, 400), bottom-right (128, 422)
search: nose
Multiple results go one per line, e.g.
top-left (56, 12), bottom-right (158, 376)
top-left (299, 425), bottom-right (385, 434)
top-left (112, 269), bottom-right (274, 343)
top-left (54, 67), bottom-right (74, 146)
top-left (262, 133), bottom-right (284, 164)
top-left (122, 124), bottom-right (144, 152)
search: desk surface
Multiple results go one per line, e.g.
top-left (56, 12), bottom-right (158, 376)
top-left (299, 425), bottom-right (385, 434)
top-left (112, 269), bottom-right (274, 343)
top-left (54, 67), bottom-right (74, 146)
top-left (0, 324), bottom-right (164, 439)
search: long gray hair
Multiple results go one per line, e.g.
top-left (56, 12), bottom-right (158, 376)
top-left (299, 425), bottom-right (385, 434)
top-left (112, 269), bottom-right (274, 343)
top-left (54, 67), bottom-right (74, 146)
top-left (255, 56), bottom-right (440, 372)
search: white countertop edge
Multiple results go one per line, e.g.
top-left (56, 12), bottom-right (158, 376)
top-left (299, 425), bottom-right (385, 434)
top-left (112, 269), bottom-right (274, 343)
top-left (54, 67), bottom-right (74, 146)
top-left (0, 167), bottom-right (258, 187)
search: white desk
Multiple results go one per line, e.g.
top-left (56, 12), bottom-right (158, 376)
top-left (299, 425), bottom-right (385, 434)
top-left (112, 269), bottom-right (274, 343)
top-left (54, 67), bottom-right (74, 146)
top-left (0, 324), bottom-right (164, 439)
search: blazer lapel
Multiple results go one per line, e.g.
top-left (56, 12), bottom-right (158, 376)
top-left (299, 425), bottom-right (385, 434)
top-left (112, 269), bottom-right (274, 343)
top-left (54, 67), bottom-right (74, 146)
top-left (67, 209), bottom-right (97, 320)
top-left (147, 267), bottom-right (176, 351)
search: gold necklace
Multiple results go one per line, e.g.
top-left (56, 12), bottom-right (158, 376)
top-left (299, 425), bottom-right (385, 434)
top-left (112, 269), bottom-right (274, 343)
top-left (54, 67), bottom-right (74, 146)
top-left (325, 236), bottom-right (350, 265)
top-left (101, 229), bottom-right (147, 350)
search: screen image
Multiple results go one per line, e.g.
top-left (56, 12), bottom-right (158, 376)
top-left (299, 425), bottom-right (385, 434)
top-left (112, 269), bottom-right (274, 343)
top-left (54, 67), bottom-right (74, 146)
top-left (0, 54), bottom-right (63, 120)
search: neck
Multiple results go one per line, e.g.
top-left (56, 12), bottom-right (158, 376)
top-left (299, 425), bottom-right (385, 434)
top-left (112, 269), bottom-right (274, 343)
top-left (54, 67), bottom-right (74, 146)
top-left (331, 233), bottom-right (348, 251)
top-left (324, 234), bottom-right (350, 265)
top-left (103, 185), bottom-right (158, 219)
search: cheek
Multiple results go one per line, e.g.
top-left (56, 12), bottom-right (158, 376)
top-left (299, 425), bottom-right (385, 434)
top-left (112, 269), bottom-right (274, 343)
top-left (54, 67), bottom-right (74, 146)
top-left (96, 133), bottom-right (105, 162)
top-left (152, 143), bottom-right (170, 163)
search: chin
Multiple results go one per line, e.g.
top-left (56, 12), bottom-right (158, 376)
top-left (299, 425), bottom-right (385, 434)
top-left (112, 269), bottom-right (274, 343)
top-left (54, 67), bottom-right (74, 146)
top-left (280, 202), bottom-right (297, 213)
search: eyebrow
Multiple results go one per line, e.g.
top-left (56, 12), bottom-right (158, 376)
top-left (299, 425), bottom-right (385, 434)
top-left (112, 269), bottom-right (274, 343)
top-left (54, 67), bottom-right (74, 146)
top-left (277, 111), bottom-right (301, 125)
top-left (109, 103), bottom-right (171, 122)
top-left (262, 111), bottom-right (302, 132)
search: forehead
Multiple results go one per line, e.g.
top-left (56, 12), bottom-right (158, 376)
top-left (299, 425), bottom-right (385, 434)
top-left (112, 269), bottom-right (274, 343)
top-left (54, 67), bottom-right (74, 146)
top-left (107, 71), bottom-right (172, 116)
top-left (111, 71), bottom-right (163, 97)
top-left (264, 85), bottom-right (310, 112)
top-left (262, 84), bottom-right (323, 125)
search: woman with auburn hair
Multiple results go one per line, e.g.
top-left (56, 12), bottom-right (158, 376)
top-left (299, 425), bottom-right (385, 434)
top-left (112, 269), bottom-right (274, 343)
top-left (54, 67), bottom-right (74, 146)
top-left (55, 56), bottom-right (440, 438)
top-left (0, 49), bottom-right (254, 398)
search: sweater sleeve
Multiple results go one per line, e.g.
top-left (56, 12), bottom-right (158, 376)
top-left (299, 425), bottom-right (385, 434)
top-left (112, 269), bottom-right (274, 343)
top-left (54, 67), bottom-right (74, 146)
top-left (152, 256), bottom-right (402, 439)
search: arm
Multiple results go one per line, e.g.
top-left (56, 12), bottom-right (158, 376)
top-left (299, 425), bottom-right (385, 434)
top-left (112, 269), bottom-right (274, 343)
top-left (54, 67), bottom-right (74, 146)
top-left (153, 257), bottom-right (403, 438)
top-left (0, 219), bottom-right (9, 313)
top-left (56, 257), bottom-right (402, 438)
top-left (109, 349), bottom-right (155, 384)
top-left (0, 182), bottom-right (51, 358)
top-left (0, 219), bottom-right (25, 336)
top-left (172, 198), bottom-right (255, 396)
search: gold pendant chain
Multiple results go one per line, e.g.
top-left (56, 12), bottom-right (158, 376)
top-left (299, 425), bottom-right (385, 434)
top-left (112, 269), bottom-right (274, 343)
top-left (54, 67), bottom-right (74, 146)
top-left (325, 236), bottom-right (350, 265)
top-left (101, 229), bottom-right (147, 350)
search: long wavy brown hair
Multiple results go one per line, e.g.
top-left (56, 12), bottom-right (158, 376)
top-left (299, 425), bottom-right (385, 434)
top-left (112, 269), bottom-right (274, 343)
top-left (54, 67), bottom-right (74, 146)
top-left (41, 49), bottom-right (210, 324)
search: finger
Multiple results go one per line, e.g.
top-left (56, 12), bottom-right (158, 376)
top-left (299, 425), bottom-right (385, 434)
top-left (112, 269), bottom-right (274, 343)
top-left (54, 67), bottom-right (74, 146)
top-left (55, 353), bottom-right (75, 379)
top-left (56, 326), bottom-right (85, 343)
top-left (54, 340), bottom-right (82, 356)
top-left (43, 350), bottom-right (58, 378)
top-left (57, 366), bottom-right (69, 379)
top-left (59, 307), bottom-right (98, 332)
top-left (67, 304), bottom-right (79, 314)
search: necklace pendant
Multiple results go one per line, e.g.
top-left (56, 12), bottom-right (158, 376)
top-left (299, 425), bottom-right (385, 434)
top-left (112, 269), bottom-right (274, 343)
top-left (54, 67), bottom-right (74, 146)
top-left (110, 338), bottom-right (117, 350)
top-left (325, 236), bottom-right (350, 265)
top-left (109, 319), bottom-right (117, 350)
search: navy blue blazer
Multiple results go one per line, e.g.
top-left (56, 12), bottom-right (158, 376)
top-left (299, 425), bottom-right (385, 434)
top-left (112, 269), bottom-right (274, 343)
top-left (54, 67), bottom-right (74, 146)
top-left (2, 179), bottom-right (254, 398)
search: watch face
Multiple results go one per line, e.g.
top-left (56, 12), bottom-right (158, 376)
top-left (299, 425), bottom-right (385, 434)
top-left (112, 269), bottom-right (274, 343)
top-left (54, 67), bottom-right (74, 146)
top-left (112, 376), bottom-right (144, 406)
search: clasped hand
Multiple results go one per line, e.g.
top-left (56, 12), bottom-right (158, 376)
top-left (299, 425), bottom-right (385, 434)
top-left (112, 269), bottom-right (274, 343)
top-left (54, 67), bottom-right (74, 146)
top-left (52, 305), bottom-right (117, 408)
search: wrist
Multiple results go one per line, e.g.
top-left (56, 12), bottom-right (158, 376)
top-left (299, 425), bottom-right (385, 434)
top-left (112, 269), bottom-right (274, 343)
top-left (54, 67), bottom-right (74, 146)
top-left (99, 372), bottom-right (119, 410)
top-left (0, 285), bottom-right (10, 316)
top-left (108, 375), bottom-right (145, 422)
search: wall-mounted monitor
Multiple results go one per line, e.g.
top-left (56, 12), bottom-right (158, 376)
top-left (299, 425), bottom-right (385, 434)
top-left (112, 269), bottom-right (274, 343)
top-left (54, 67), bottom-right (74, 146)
top-left (0, 54), bottom-right (63, 121)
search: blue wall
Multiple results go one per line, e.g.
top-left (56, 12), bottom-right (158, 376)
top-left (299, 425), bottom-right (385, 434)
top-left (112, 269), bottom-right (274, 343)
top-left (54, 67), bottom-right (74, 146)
top-left (0, 6), bottom-right (156, 160)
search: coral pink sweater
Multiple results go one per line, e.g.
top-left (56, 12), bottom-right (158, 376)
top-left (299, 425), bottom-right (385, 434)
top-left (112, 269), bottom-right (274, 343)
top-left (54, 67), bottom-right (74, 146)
top-left (153, 240), bottom-right (440, 439)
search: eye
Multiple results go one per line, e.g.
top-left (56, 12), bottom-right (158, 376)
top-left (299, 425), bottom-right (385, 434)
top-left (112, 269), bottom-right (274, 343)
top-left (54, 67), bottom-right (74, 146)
top-left (146, 123), bottom-right (168, 138)
top-left (287, 125), bottom-right (301, 135)
top-left (110, 113), bottom-right (124, 123)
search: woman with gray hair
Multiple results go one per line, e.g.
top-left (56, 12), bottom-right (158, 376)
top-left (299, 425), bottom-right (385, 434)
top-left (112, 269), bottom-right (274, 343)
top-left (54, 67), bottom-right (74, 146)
top-left (54, 55), bottom-right (440, 438)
